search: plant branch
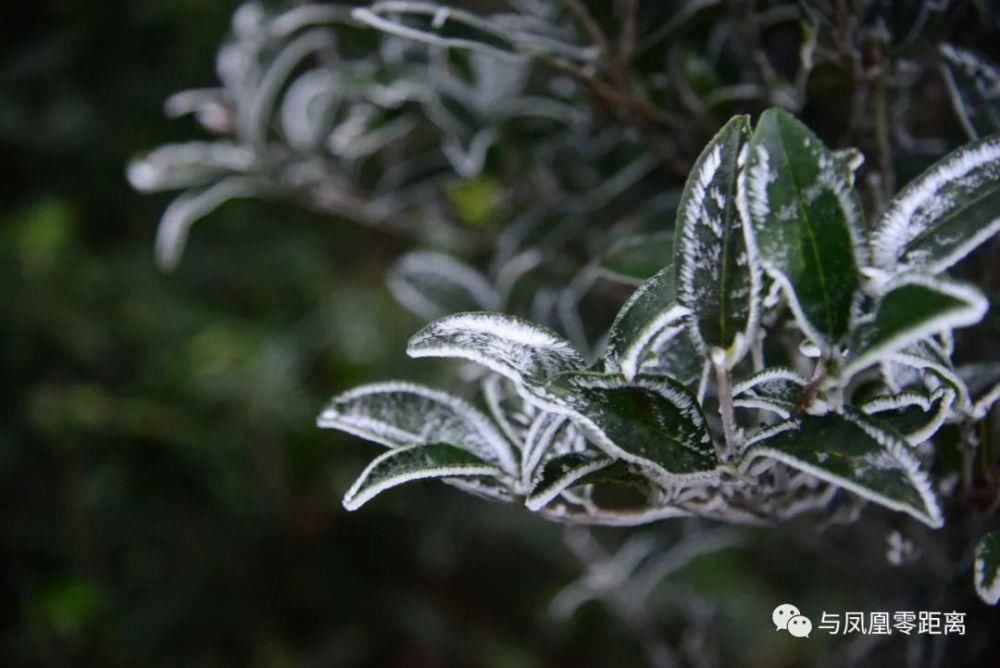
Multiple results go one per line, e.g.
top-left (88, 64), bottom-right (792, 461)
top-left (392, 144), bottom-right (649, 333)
top-left (565, 0), bottom-right (613, 62)
top-left (711, 348), bottom-right (742, 460)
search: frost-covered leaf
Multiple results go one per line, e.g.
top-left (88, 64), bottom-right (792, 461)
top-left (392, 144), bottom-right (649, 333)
top-left (732, 367), bottom-right (808, 418)
top-left (739, 411), bottom-right (943, 528)
top-left (872, 134), bottom-right (1000, 274)
top-left (642, 326), bottom-right (705, 388)
top-left (327, 106), bottom-right (416, 160)
top-left (974, 530), bottom-right (1000, 605)
top-left (526, 452), bottom-right (614, 511)
top-left (675, 115), bottom-right (759, 362)
top-left (352, 2), bottom-right (596, 63)
top-left (543, 372), bottom-right (719, 484)
top-left (317, 381), bottom-right (517, 474)
top-left (126, 142), bottom-right (256, 192)
top-left (744, 108), bottom-right (866, 348)
top-left (407, 312), bottom-right (585, 393)
top-left (844, 275), bottom-right (987, 378)
top-left (939, 44), bottom-right (1000, 140)
top-left (481, 373), bottom-right (536, 447)
top-left (154, 176), bottom-right (259, 270)
top-left (604, 266), bottom-right (691, 381)
top-left (388, 251), bottom-right (501, 320)
top-left (446, 476), bottom-right (516, 503)
top-left (861, 387), bottom-right (955, 446)
top-left (957, 362), bottom-right (1000, 418)
top-left (520, 413), bottom-right (571, 483)
top-left (884, 340), bottom-right (969, 410)
top-left (342, 443), bottom-right (503, 510)
top-left (599, 232), bottom-right (673, 286)
top-left (280, 69), bottom-right (342, 151)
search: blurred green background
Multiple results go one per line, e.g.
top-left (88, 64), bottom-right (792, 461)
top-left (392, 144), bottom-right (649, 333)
top-left (0, 2), bottom-right (617, 665)
top-left (3, 2), bottom-right (999, 667)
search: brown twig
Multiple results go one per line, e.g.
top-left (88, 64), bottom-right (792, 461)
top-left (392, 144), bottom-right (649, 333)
top-left (565, 0), bottom-right (613, 62)
top-left (617, 0), bottom-right (638, 77)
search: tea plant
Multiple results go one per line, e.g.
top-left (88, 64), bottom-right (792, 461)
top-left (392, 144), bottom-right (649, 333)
top-left (317, 111), bottom-right (1000, 605)
top-left (132, 1), bottom-right (1000, 618)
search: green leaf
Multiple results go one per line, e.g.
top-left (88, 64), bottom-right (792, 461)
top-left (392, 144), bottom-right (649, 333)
top-left (526, 452), bottom-right (615, 511)
top-left (860, 387), bottom-right (955, 446)
top-left (843, 275), bottom-right (987, 378)
top-left (939, 44), bottom-right (1000, 140)
top-left (642, 328), bottom-right (705, 388)
top-left (732, 367), bottom-right (808, 418)
top-left (407, 312), bottom-right (585, 394)
top-left (871, 134), bottom-right (1000, 274)
top-left (975, 530), bottom-right (1000, 605)
top-left (740, 411), bottom-right (943, 528)
top-left (520, 413), bottom-right (578, 482)
top-left (604, 266), bottom-right (691, 381)
top-left (317, 381), bottom-right (518, 475)
top-left (388, 251), bottom-right (500, 320)
top-left (675, 115), bottom-right (759, 362)
top-left (599, 232), bottom-right (673, 286)
top-left (884, 340), bottom-right (969, 410)
top-left (481, 373), bottom-right (535, 447)
top-left (343, 443), bottom-right (503, 511)
top-left (544, 372), bottom-right (719, 484)
top-left (743, 108), bottom-right (866, 348)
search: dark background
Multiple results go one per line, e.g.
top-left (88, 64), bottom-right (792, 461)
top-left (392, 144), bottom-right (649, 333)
top-left (2, 2), bottom-right (1000, 667)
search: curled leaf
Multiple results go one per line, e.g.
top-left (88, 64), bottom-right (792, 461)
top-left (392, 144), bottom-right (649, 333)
top-left (343, 443), bottom-right (503, 510)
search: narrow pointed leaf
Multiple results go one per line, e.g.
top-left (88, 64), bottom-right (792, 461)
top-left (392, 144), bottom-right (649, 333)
top-left (599, 232), bottom-right (673, 286)
top-left (844, 275), bottom-right (987, 378)
top-left (526, 452), bottom-right (615, 511)
top-left (939, 44), bottom-right (1000, 140)
top-left (343, 443), bottom-right (503, 511)
top-left (407, 312), bottom-right (585, 393)
top-left (739, 411), bottom-right (943, 528)
top-left (543, 373), bottom-right (719, 484)
top-left (388, 251), bottom-right (500, 321)
top-left (317, 381), bottom-right (517, 474)
top-left (675, 115), bottom-right (759, 360)
top-left (975, 530), bottom-right (1000, 605)
top-left (872, 134), bottom-right (1000, 274)
top-left (604, 266), bottom-right (691, 381)
top-left (744, 108), bottom-right (866, 348)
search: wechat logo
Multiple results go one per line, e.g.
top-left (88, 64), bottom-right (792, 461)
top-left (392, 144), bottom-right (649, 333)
top-left (773, 603), bottom-right (812, 638)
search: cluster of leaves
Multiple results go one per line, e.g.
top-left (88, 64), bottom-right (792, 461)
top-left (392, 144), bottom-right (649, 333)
top-left (319, 109), bottom-right (1000, 603)
top-left (129, 1), bottom-right (884, 354)
top-left (132, 1), bottom-right (1000, 612)
top-left (921, 38), bottom-right (1000, 607)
